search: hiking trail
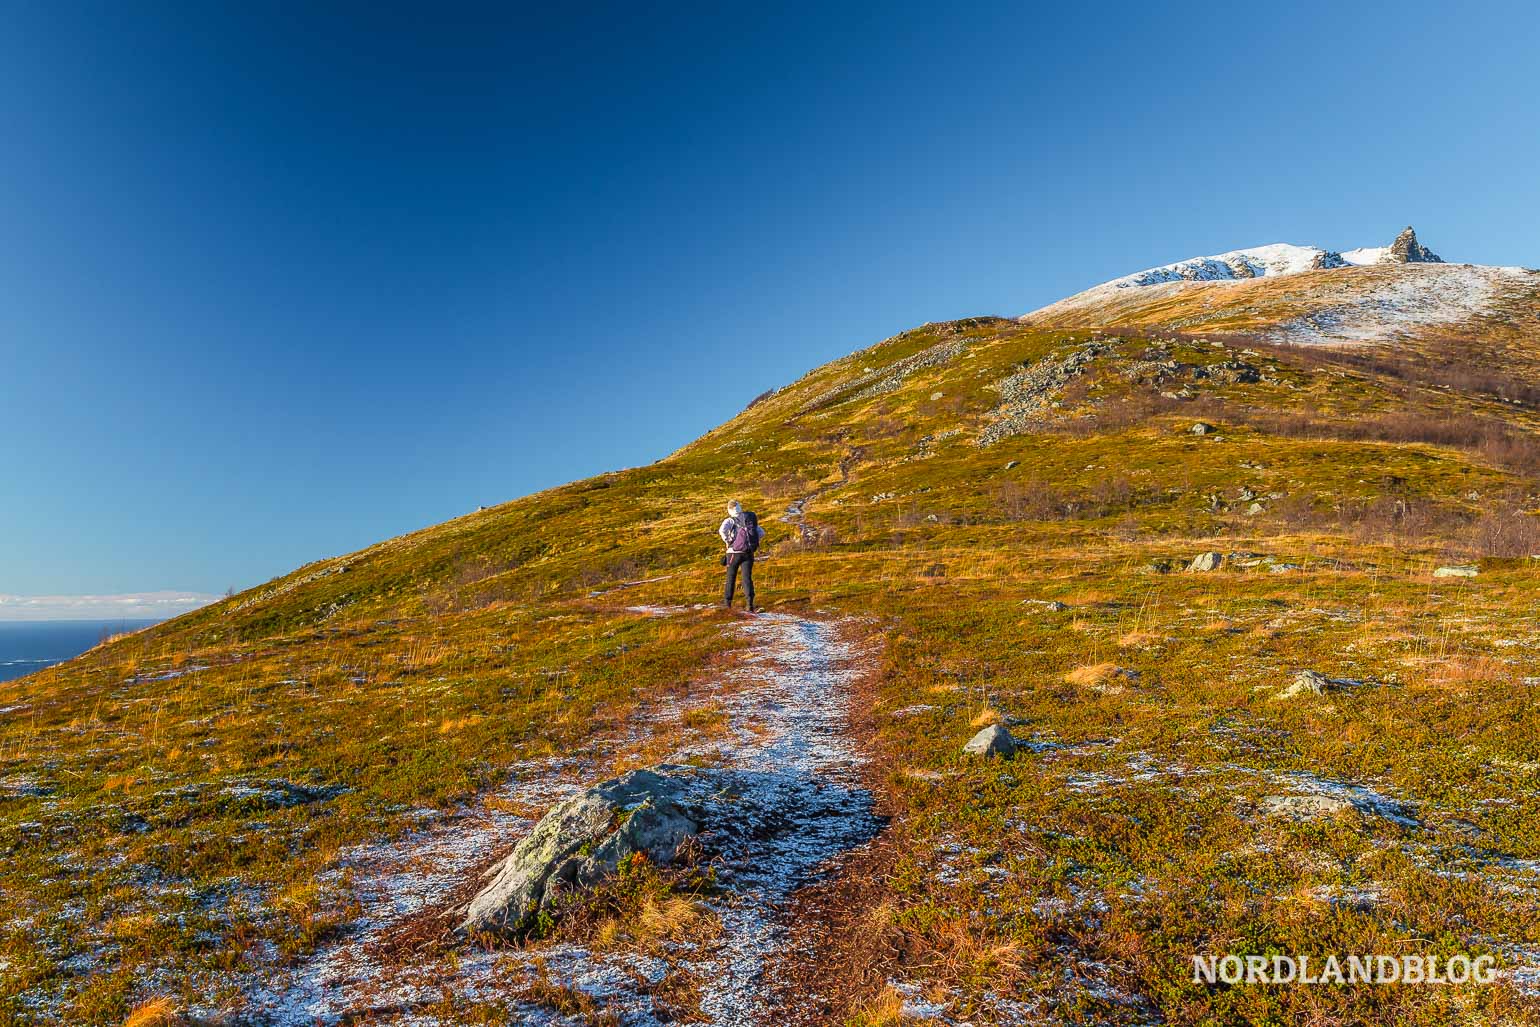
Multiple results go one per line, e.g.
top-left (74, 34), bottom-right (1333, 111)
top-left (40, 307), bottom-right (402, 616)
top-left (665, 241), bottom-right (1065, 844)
top-left (233, 609), bottom-right (880, 1025)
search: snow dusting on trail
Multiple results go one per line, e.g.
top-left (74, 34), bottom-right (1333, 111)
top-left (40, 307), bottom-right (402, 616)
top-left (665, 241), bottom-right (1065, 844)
top-left (230, 610), bottom-right (879, 1025)
top-left (683, 613), bottom-right (881, 1022)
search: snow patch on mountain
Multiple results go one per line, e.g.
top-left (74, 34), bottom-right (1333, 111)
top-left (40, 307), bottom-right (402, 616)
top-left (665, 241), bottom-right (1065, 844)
top-left (1340, 246), bottom-right (1390, 266)
top-left (1107, 242), bottom-right (1343, 289)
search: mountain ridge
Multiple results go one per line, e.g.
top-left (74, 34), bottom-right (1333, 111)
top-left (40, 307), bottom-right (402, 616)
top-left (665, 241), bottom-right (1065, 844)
top-left (1057, 226), bottom-right (1452, 295)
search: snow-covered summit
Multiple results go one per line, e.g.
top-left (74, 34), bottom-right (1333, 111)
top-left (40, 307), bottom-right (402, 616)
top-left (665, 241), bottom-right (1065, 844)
top-left (1020, 225), bottom-right (1537, 345)
top-left (1100, 226), bottom-right (1444, 292)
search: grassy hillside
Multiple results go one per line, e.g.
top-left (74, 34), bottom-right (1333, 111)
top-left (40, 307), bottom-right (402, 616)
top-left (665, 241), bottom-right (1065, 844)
top-left (7, 304), bottom-right (1540, 1023)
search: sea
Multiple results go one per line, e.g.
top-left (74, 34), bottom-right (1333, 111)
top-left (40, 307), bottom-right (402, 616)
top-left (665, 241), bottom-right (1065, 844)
top-left (0, 619), bottom-right (161, 683)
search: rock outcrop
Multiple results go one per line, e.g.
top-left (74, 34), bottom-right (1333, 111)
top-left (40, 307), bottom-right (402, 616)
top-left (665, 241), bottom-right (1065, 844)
top-left (1387, 226), bottom-right (1443, 264)
top-left (978, 341), bottom-right (1110, 445)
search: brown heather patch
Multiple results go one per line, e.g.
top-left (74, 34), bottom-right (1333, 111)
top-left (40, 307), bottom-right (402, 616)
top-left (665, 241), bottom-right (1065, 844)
top-left (514, 970), bottom-right (623, 1026)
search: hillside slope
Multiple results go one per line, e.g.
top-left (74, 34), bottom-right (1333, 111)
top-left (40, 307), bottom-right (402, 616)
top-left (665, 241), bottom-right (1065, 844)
top-left (6, 245), bottom-right (1540, 1024)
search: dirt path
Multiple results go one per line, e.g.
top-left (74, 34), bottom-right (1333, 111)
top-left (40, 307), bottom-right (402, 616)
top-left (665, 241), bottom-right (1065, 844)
top-left (230, 610), bottom-right (880, 1025)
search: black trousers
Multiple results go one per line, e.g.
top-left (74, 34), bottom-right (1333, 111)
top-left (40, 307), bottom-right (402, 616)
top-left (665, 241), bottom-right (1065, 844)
top-left (724, 553), bottom-right (754, 607)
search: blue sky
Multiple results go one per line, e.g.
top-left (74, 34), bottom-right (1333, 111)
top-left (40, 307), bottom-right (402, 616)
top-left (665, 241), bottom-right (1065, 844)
top-left (2, 2), bottom-right (1536, 615)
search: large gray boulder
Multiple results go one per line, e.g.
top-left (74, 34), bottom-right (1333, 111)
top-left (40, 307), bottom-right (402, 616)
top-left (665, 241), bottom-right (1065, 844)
top-left (963, 724), bottom-right (1016, 758)
top-left (460, 768), bottom-right (698, 937)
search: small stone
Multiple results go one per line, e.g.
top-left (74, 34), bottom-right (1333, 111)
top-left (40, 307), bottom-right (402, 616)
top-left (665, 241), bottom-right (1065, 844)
top-left (1246, 502), bottom-right (1266, 516)
top-left (963, 724), bottom-right (1016, 758)
top-left (1021, 599), bottom-right (1068, 612)
top-left (1190, 422), bottom-right (1216, 436)
top-left (930, 391), bottom-right (944, 401)
top-left (1188, 551), bottom-right (1223, 572)
top-left (1004, 460), bottom-right (1020, 470)
top-left (1433, 564), bottom-right (1479, 578)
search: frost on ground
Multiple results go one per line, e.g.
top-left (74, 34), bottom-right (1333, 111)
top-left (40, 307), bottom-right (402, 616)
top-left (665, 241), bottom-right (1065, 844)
top-left (1272, 264), bottom-right (1534, 344)
top-left (227, 612), bottom-right (879, 1025)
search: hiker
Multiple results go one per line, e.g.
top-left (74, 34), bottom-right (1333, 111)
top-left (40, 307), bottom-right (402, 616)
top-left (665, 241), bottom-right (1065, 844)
top-left (717, 500), bottom-right (764, 611)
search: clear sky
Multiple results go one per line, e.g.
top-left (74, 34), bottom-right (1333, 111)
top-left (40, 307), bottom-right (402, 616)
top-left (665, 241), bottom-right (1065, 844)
top-left (2, 1), bottom-right (1537, 615)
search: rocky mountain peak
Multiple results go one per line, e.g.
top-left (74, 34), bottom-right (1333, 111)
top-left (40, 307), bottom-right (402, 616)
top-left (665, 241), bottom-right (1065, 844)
top-left (1388, 225), bottom-right (1443, 264)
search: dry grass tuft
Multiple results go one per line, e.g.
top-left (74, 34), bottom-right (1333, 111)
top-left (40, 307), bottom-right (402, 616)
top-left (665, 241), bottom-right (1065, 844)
top-left (1065, 662), bottom-right (1122, 687)
top-left (848, 986), bottom-right (914, 1026)
top-left (122, 998), bottom-right (180, 1027)
top-left (1431, 656), bottom-right (1510, 685)
top-left (968, 706), bottom-right (1003, 728)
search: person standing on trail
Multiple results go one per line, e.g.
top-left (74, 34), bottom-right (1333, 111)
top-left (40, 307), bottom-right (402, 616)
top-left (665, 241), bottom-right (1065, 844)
top-left (718, 500), bottom-right (763, 612)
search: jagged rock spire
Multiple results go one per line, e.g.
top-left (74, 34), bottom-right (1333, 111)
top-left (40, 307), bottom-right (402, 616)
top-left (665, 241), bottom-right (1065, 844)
top-left (1388, 226), bottom-right (1443, 264)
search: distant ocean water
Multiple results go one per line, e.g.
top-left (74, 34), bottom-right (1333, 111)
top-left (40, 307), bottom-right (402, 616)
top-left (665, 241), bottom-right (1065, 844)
top-left (0, 619), bottom-right (161, 684)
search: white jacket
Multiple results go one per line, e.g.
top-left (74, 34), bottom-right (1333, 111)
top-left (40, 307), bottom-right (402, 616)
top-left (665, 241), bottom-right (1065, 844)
top-left (718, 515), bottom-right (765, 553)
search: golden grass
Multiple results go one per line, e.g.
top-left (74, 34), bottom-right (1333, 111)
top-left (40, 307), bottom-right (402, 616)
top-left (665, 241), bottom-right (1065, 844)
top-left (1064, 662), bottom-right (1122, 687)
top-left (121, 997), bottom-right (180, 1027)
top-left (848, 987), bottom-right (913, 1026)
top-left (1430, 655), bottom-right (1510, 685)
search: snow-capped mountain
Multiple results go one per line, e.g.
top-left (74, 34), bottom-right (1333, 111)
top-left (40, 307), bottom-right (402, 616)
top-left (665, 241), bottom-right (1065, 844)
top-left (1022, 226), bottom-right (1537, 344)
top-left (1098, 227), bottom-right (1443, 291)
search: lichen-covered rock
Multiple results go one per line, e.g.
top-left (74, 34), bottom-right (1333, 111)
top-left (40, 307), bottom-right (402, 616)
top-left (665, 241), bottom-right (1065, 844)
top-left (460, 768), bottom-right (698, 937)
top-left (963, 724), bottom-right (1016, 758)
top-left (1433, 564), bottom-right (1479, 578)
